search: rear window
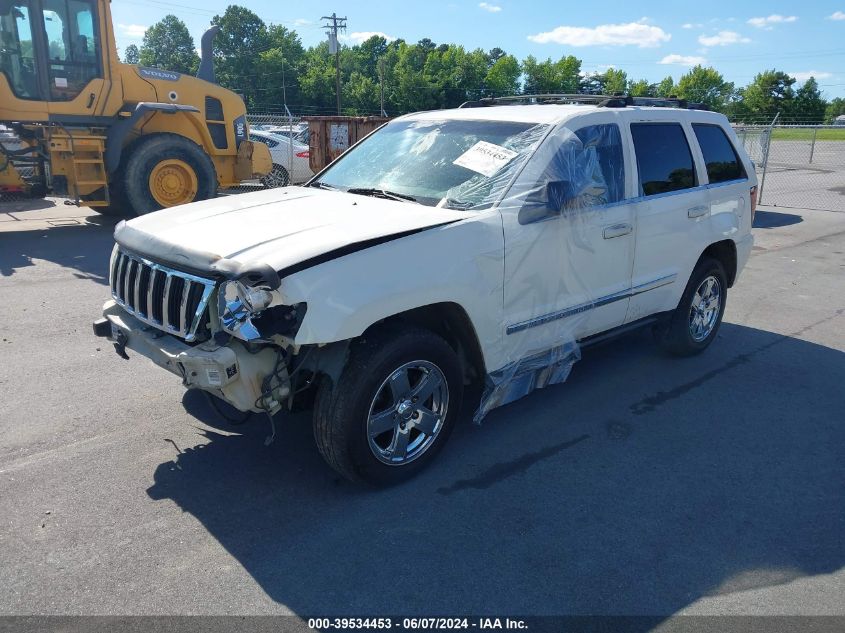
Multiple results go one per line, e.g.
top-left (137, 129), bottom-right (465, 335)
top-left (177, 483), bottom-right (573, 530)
top-left (630, 123), bottom-right (697, 196)
top-left (692, 124), bottom-right (747, 184)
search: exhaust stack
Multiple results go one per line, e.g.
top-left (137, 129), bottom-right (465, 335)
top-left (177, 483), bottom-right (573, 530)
top-left (197, 26), bottom-right (221, 83)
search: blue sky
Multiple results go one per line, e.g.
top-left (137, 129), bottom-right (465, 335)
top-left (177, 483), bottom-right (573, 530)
top-left (111, 0), bottom-right (845, 98)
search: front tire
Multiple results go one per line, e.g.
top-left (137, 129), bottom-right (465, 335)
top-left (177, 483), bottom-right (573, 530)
top-left (313, 326), bottom-right (464, 485)
top-left (655, 257), bottom-right (727, 356)
top-left (261, 164), bottom-right (289, 188)
top-left (121, 134), bottom-right (217, 215)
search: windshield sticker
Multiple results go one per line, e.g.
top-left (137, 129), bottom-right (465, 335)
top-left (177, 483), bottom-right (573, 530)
top-left (453, 141), bottom-right (519, 177)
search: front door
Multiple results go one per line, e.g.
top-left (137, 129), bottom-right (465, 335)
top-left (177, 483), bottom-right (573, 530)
top-left (501, 115), bottom-right (635, 365)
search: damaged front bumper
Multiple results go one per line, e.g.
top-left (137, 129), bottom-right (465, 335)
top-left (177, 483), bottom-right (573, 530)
top-left (94, 300), bottom-right (288, 413)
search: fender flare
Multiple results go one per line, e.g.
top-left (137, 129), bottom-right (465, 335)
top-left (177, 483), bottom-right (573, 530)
top-left (105, 102), bottom-right (200, 173)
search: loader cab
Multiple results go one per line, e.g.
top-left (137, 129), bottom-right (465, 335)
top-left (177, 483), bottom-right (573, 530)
top-left (0, 0), bottom-right (103, 104)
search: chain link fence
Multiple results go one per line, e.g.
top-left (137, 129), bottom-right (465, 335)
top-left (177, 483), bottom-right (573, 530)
top-left (4, 117), bottom-right (844, 213)
top-left (734, 124), bottom-right (845, 212)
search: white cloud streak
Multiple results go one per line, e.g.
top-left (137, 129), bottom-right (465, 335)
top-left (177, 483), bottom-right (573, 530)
top-left (697, 30), bottom-right (751, 46)
top-left (343, 31), bottom-right (397, 44)
top-left (659, 54), bottom-right (707, 65)
top-left (528, 20), bottom-right (671, 48)
top-left (478, 2), bottom-right (502, 12)
top-left (827, 11), bottom-right (845, 20)
top-left (118, 24), bottom-right (147, 39)
top-left (747, 14), bottom-right (797, 29)
top-left (790, 70), bottom-right (833, 82)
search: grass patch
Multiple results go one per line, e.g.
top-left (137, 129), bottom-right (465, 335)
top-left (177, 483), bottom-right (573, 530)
top-left (771, 128), bottom-right (845, 141)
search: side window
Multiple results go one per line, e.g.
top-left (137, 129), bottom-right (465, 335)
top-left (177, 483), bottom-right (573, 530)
top-left (0, 3), bottom-right (38, 99)
top-left (574, 124), bottom-right (624, 204)
top-left (42, 0), bottom-right (100, 101)
top-left (692, 123), bottom-right (747, 183)
top-left (630, 122), bottom-right (697, 196)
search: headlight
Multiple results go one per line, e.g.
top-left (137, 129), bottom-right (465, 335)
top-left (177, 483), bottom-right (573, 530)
top-left (218, 280), bottom-right (274, 340)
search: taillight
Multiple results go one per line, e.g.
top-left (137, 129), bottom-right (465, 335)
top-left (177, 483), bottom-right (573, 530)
top-left (296, 151), bottom-right (309, 158)
top-left (750, 185), bottom-right (758, 222)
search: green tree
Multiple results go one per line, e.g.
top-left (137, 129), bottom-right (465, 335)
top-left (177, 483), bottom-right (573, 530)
top-left (742, 70), bottom-right (796, 121)
top-left (628, 79), bottom-right (653, 97)
top-left (787, 77), bottom-right (826, 123)
top-left (675, 65), bottom-right (734, 111)
top-left (139, 15), bottom-right (199, 75)
top-left (484, 54), bottom-right (520, 96)
top-left (655, 76), bottom-right (675, 98)
top-left (299, 41), bottom-right (337, 113)
top-left (825, 97), bottom-right (845, 124)
top-left (342, 71), bottom-right (380, 114)
top-left (603, 68), bottom-right (628, 95)
top-left (211, 6), bottom-right (271, 108)
top-left (522, 55), bottom-right (581, 94)
top-left (123, 44), bottom-right (140, 65)
top-left (255, 24), bottom-right (305, 110)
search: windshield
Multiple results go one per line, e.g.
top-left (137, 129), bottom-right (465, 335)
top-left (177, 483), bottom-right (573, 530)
top-left (314, 119), bottom-right (548, 209)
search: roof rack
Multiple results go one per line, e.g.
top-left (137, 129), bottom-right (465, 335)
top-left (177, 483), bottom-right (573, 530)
top-left (458, 94), bottom-right (709, 111)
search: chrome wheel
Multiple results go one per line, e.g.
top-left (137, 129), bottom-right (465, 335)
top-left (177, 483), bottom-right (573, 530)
top-left (261, 165), bottom-right (289, 188)
top-left (689, 275), bottom-right (722, 342)
top-left (366, 360), bottom-right (449, 466)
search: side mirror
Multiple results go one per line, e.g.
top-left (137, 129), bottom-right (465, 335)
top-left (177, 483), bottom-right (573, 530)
top-left (518, 180), bottom-right (577, 225)
top-left (546, 180), bottom-right (576, 211)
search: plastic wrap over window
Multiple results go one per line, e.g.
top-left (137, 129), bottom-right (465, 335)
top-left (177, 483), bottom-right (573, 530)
top-left (474, 121), bottom-right (626, 423)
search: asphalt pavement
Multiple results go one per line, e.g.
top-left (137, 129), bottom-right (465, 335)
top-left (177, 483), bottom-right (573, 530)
top-left (0, 198), bottom-right (843, 621)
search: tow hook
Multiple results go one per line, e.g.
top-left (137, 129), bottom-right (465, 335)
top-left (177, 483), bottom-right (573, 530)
top-left (113, 329), bottom-right (129, 360)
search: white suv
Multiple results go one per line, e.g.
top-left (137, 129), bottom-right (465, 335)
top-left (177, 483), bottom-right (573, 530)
top-left (95, 95), bottom-right (757, 485)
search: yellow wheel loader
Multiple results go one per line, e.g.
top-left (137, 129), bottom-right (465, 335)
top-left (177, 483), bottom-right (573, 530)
top-left (0, 0), bottom-right (271, 215)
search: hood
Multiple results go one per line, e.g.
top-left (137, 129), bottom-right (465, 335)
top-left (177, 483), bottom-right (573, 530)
top-left (114, 187), bottom-right (470, 277)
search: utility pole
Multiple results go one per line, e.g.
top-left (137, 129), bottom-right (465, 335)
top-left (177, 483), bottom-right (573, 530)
top-left (321, 13), bottom-right (347, 115)
top-left (378, 57), bottom-right (386, 117)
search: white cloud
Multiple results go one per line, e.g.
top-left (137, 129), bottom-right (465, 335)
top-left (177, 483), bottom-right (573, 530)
top-left (698, 30), bottom-right (751, 46)
top-left (343, 31), bottom-right (397, 44)
top-left (747, 14), bottom-right (797, 29)
top-left (828, 11), bottom-right (845, 20)
top-left (528, 20), bottom-right (671, 48)
top-left (681, 23), bottom-right (703, 29)
top-left (293, 19), bottom-right (312, 27)
top-left (790, 70), bottom-right (833, 82)
top-left (659, 54), bottom-right (707, 65)
top-left (478, 2), bottom-right (502, 12)
top-left (118, 24), bottom-right (147, 39)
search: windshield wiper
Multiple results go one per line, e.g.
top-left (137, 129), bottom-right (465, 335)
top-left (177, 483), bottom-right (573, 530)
top-left (346, 187), bottom-right (418, 203)
top-left (308, 180), bottom-right (337, 190)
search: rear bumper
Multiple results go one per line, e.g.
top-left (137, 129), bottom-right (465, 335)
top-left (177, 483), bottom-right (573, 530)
top-left (95, 300), bottom-right (285, 412)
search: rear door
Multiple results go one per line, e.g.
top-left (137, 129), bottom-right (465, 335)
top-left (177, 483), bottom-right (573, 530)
top-left (625, 118), bottom-right (710, 322)
top-left (691, 121), bottom-right (753, 238)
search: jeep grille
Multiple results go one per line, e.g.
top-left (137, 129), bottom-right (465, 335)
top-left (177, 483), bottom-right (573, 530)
top-left (110, 250), bottom-right (215, 342)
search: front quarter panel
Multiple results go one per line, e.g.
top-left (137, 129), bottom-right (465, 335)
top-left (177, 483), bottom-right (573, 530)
top-left (280, 212), bottom-right (506, 370)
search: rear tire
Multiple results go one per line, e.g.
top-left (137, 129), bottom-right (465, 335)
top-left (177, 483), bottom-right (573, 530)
top-left (654, 257), bottom-right (727, 356)
top-left (313, 326), bottom-right (464, 486)
top-left (122, 134), bottom-right (217, 215)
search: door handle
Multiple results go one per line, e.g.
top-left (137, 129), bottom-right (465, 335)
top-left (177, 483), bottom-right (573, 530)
top-left (688, 205), bottom-right (708, 218)
top-left (603, 223), bottom-right (633, 239)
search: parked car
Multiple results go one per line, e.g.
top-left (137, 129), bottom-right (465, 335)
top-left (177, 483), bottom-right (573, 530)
top-left (95, 96), bottom-right (756, 485)
top-left (248, 129), bottom-right (313, 186)
top-left (265, 123), bottom-right (309, 138)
